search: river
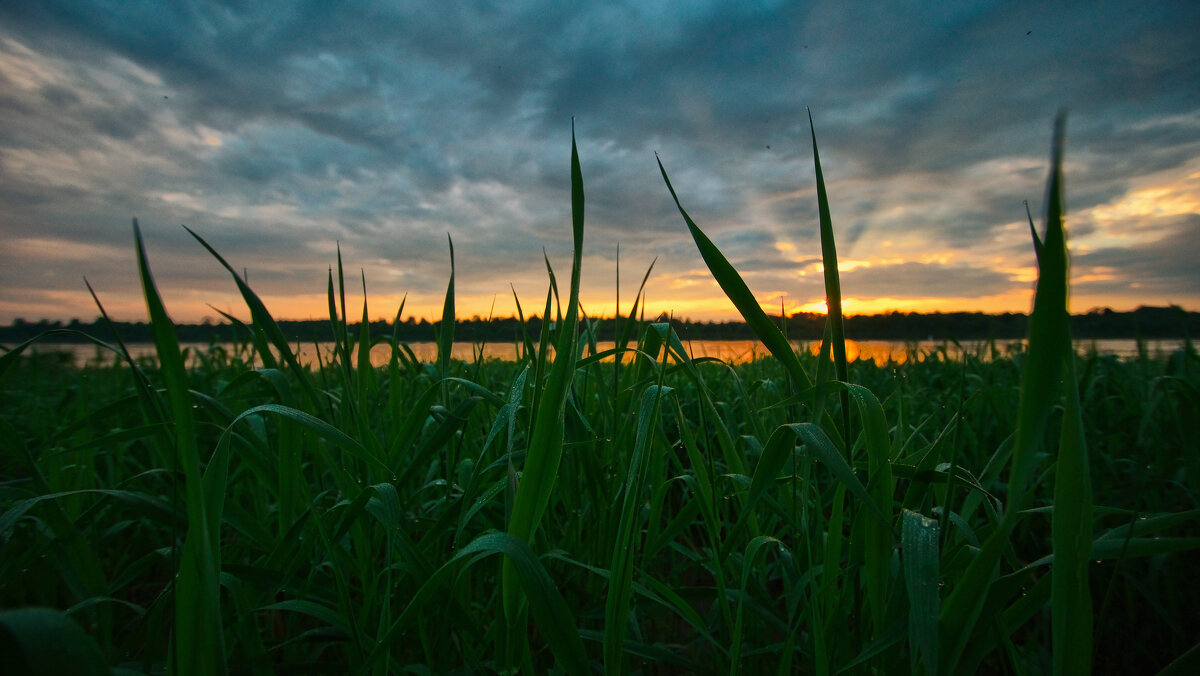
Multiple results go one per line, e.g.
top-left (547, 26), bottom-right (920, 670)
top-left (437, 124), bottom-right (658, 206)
top-left (26, 337), bottom-right (1190, 368)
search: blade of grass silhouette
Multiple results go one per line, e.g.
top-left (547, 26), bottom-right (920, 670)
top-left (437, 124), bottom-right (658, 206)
top-left (657, 155), bottom-right (812, 393)
top-left (438, 234), bottom-right (456, 387)
top-left (134, 220), bottom-right (225, 675)
top-left (185, 226), bottom-right (327, 419)
top-left (1025, 200), bottom-right (1044, 267)
top-left (617, 257), bottom-right (657, 353)
top-left (809, 110), bottom-right (852, 443)
top-left (604, 384), bottom-right (673, 675)
top-left (940, 114), bottom-right (1073, 672)
top-left (504, 123), bottom-right (585, 623)
top-left (903, 509), bottom-right (940, 675)
top-left (1045, 113), bottom-right (1093, 676)
top-left (357, 271), bottom-right (373, 408)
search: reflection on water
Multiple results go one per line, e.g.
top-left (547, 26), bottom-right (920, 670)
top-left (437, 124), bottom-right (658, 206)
top-left (25, 337), bottom-right (1190, 368)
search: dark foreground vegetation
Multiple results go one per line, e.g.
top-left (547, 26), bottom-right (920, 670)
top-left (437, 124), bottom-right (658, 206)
top-left (3, 336), bottom-right (1199, 675)
top-left (2, 118), bottom-right (1198, 675)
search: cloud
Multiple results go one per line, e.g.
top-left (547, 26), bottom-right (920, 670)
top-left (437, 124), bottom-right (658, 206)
top-left (842, 261), bottom-right (1018, 300)
top-left (0, 0), bottom-right (1197, 323)
top-left (1073, 215), bottom-right (1200, 297)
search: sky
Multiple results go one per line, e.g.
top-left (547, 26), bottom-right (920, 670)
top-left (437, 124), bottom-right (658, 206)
top-left (1, 1), bottom-right (1198, 326)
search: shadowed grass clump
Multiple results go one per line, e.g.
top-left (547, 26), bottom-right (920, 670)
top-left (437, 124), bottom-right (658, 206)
top-left (2, 117), bottom-right (1198, 675)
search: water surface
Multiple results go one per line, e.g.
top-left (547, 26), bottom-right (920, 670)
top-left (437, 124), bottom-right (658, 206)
top-left (33, 337), bottom-right (1188, 368)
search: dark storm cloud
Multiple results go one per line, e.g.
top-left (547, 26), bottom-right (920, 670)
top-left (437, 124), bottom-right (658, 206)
top-left (1, 0), bottom-right (1197, 322)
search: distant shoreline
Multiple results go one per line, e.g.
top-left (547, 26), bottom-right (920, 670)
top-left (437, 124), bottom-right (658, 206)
top-left (3, 305), bottom-right (1196, 346)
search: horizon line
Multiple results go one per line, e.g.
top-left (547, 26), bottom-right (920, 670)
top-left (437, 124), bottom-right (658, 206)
top-left (7, 303), bottom-right (1196, 327)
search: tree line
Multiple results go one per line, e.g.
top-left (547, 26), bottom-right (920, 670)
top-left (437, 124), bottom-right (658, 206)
top-left (3, 305), bottom-right (1196, 346)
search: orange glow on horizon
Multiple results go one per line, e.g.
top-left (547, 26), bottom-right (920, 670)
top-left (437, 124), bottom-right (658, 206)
top-left (17, 269), bottom-right (1184, 325)
top-left (170, 289), bottom-right (1084, 324)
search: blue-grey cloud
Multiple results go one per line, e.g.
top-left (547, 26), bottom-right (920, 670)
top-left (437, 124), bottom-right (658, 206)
top-left (842, 262), bottom-right (1018, 299)
top-left (1074, 216), bottom-right (1200, 296)
top-left (0, 0), bottom-right (1197, 323)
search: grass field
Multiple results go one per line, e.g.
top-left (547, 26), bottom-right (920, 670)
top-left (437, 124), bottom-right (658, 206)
top-left (2, 117), bottom-right (1198, 675)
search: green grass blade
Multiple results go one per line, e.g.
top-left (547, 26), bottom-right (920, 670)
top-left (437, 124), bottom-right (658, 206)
top-left (337, 243), bottom-right (349, 349)
top-left (809, 110), bottom-right (851, 437)
top-left (844, 381), bottom-right (896, 637)
top-left (351, 272), bottom-right (386, 464)
top-left (1048, 115), bottom-right (1093, 676)
top-left (617, 257), bottom-right (657, 353)
top-left (438, 234), bottom-right (456, 384)
top-left (1010, 112), bottom-right (1072, 522)
top-left (327, 266), bottom-right (343, 370)
top-left (389, 293), bottom-right (407, 346)
top-left (510, 284), bottom-right (537, 362)
top-left (819, 482), bottom-right (846, 672)
top-left (358, 272), bottom-right (374, 402)
top-left (1025, 200), bottom-right (1044, 266)
top-left (228, 403), bottom-right (391, 476)
top-left (330, 245), bottom-right (350, 377)
top-left (254, 600), bottom-right (354, 638)
top-left (902, 509), bottom-right (940, 675)
top-left (543, 249), bottom-right (562, 320)
top-left (0, 489), bottom-right (183, 539)
top-left (657, 155), bottom-right (813, 392)
top-left (731, 535), bottom-right (785, 674)
top-left (0, 607), bottom-right (110, 676)
top-left (369, 531), bottom-right (589, 675)
top-left (732, 421), bottom-right (891, 543)
top-left (940, 114), bottom-right (1073, 673)
top-left (1158, 642), bottom-right (1200, 676)
top-left (1094, 509), bottom-right (1200, 541)
top-left (504, 124), bottom-right (586, 617)
top-left (185, 226), bottom-right (327, 419)
top-left (133, 220), bottom-right (225, 675)
top-left (604, 384), bottom-right (672, 676)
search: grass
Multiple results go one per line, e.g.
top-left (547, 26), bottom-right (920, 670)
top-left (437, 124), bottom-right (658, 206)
top-left (2, 118), bottom-right (1199, 675)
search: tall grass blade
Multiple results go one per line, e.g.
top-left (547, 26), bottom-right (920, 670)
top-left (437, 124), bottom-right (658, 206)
top-left (504, 123), bottom-right (586, 618)
top-left (604, 384), bottom-right (672, 676)
top-left (1046, 114), bottom-right (1093, 676)
top-left (356, 273), bottom-right (378, 432)
top-left (1025, 200), bottom-right (1044, 266)
top-left (845, 382), bottom-right (896, 637)
top-left (657, 155), bottom-right (813, 392)
top-left (617, 258), bottom-right (656, 354)
top-left (438, 234), bottom-right (456, 384)
top-left (330, 244), bottom-right (350, 376)
top-left (133, 220), bottom-right (225, 675)
top-left (809, 110), bottom-right (851, 437)
top-left (903, 509), bottom-right (940, 675)
top-left (939, 114), bottom-right (1074, 672)
top-left (731, 535), bottom-right (785, 673)
top-left (185, 226), bottom-right (326, 419)
top-left (504, 285), bottom-right (529, 363)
